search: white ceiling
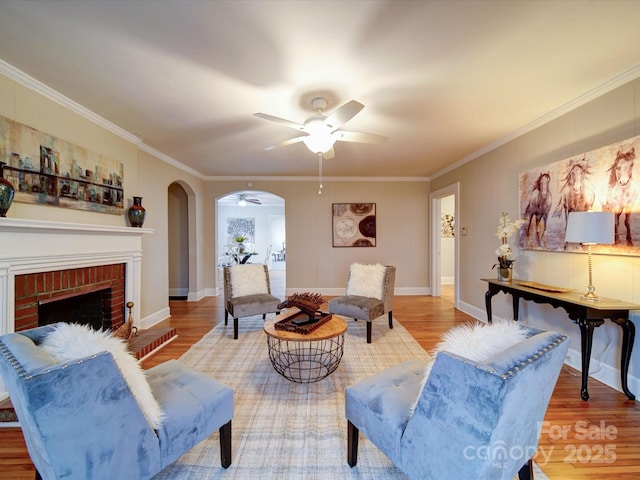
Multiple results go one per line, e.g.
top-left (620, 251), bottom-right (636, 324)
top-left (1, 1), bottom-right (640, 180)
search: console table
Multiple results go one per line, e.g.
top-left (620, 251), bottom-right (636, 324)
top-left (483, 279), bottom-right (639, 401)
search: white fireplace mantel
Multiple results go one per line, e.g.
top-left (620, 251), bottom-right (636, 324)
top-left (0, 218), bottom-right (153, 337)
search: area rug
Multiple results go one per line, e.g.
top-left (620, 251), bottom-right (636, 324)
top-left (152, 316), bottom-right (549, 480)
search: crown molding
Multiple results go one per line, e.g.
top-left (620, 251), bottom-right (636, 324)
top-left (0, 60), bottom-right (143, 145)
top-left (204, 175), bottom-right (430, 182)
top-left (432, 64), bottom-right (640, 180)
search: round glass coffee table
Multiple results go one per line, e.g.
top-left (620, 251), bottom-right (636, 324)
top-left (263, 311), bottom-right (348, 383)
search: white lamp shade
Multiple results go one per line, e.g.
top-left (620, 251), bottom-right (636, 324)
top-left (565, 211), bottom-right (615, 245)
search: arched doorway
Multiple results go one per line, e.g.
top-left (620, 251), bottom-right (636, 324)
top-left (168, 181), bottom-right (197, 300)
top-left (216, 190), bottom-right (286, 298)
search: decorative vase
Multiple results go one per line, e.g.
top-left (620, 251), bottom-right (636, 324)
top-left (127, 196), bottom-right (146, 227)
top-left (0, 161), bottom-right (15, 217)
top-left (497, 266), bottom-right (513, 283)
top-left (237, 242), bottom-right (245, 254)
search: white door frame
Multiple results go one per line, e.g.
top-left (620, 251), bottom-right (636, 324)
top-left (430, 183), bottom-right (460, 306)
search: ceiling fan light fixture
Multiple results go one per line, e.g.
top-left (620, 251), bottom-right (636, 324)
top-left (301, 113), bottom-right (336, 154)
top-left (237, 194), bottom-right (247, 206)
top-left (302, 131), bottom-right (336, 155)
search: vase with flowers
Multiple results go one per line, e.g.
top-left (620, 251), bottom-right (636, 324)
top-left (493, 212), bottom-right (525, 282)
top-left (234, 235), bottom-right (247, 253)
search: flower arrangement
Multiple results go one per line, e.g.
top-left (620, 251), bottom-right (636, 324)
top-left (493, 212), bottom-right (525, 278)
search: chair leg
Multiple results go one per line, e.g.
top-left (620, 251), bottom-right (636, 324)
top-left (366, 321), bottom-right (372, 344)
top-left (347, 420), bottom-right (359, 467)
top-left (517, 458), bottom-right (533, 480)
top-left (219, 420), bottom-right (232, 468)
top-left (388, 311), bottom-right (393, 329)
top-left (234, 318), bottom-right (239, 340)
top-left (262, 314), bottom-right (266, 319)
top-left (224, 310), bottom-right (229, 325)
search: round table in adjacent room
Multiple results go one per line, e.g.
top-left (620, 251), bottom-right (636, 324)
top-left (263, 311), bottom-right (348, 383)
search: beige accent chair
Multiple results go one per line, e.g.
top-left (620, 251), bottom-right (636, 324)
top-left (328, 264), bottom-right (396, 343)
top-left (223, 264), bottom-right (280, 339)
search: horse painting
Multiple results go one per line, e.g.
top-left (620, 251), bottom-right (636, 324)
top-left (522, 172), bottom-right (552, 247)
top-left (552, 157), bottom-right (595, 223)
top-left (603, 147), bottom-right (638, 246)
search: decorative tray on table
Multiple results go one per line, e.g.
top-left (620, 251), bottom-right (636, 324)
top-left (274, 310), bottom-right (333, 334)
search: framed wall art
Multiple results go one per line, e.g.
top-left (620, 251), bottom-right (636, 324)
top-left (0, 114), bottom-right (124, 215)
top-left (441, 213), bottom-right (455, 237)
top-left (227, 217), bottom-right (255, 242)
top-left (332, 203), bottom-right (376, 247)
top-left (518, 133), bottom-right (640, 255)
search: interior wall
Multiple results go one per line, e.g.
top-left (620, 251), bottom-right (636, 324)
top-left (0, 73), bottom-right (206, 327)
top-left (204, 180), bottom-right (431, 295)
top-left (431, 77), bottom-right (640, 395)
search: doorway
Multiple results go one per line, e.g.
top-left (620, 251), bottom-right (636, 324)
top-left (168, 181), bottom-right (197, 301)
top-left (216, 191), bottom-right (286, 298)
top-left (430, 183), bottom-right (460, 307)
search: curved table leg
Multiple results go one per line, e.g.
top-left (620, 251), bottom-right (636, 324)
top-left (577, 319), bottom-right (604, 401)
top-left (485, 289), bottom-right (495, 324)
top-left (611, 317), bottom-right (636, 400)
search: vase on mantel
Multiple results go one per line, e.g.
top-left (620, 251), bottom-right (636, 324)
top-left (127, 196), bottom-right (146, 227)
top-left (0, 161), bottom-right (15, 217)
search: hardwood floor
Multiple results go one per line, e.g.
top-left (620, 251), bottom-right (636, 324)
top-left (1, 285), bottom-right (638, 479)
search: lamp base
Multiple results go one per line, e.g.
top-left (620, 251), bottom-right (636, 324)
top-left (580, 287), bottom-right (602, 302)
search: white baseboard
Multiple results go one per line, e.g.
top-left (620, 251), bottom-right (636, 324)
top-left (169, 288), bottom-right (188, 297)
top-left (187, 289), bottom-right (207, 301)
top-left (140, 307), bottom-right (171, 329)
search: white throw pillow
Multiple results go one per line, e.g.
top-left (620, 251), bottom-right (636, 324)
top-left (41, 323), bottom-right (164, 429)
top-left (434, 320), bottom-right (529, 362)
top-left (230, 264), bottom-right (269, 297)
top-left (346, 263), bottom-right (387, 300)
top-left (421, 321), bottom-right (529, 387)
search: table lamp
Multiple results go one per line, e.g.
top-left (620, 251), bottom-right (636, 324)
top-left (564, 211), bottom-right (615, 301)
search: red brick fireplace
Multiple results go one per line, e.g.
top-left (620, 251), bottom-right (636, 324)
top-left (14, 263), bottom-right (126, 332)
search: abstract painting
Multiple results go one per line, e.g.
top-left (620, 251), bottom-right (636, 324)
top-left (332, 203), bottom-right (376, 247)
top-left (227, 217), bottom-right (255, 242)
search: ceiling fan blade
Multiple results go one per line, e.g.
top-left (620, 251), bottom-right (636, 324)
top-left (333, 130), bottom-right (388, 144)
top-left (263, 136), bottom-right (307, 151)
top-left (323, 100), bottom-right (364, 131)
top-left (254, 112), bottom-right (305, 131)
top-left (323, 147), bottom-right (335, 160)
top-left (247, 199), bottom-right (261, 204)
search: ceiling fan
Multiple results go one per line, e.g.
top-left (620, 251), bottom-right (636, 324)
top-left (237, 194), bottom-right (261, 206)
top-left (254, 97), bottom-right (387, 160)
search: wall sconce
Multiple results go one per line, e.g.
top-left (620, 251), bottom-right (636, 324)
top-left (564, 211), bottom-right (615, 301)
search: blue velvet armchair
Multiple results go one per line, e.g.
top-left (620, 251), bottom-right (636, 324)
top-left (346, 327), bottom-right (568, 480)
top-left (0, 324), bottom-right (234, 480)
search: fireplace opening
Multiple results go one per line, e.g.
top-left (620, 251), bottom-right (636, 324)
top-left (38, 288), bottom-right (112, 331)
